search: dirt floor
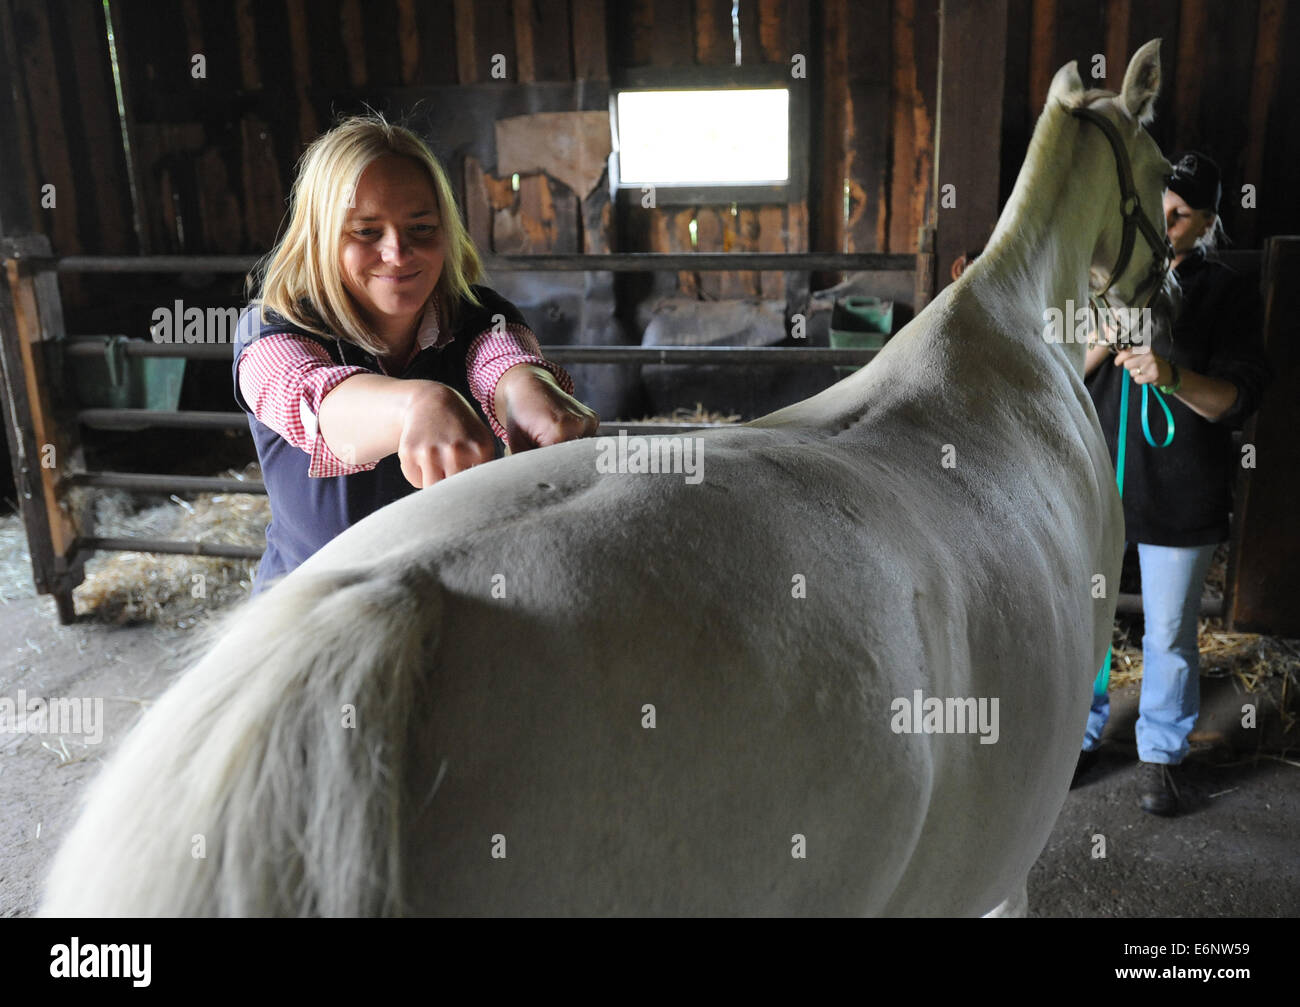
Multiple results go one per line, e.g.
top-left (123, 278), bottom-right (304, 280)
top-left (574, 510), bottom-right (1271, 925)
top-left (1, 509), bottom-right (1296, 917)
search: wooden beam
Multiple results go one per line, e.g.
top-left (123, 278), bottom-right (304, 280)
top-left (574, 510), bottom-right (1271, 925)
top-left (571, 0), bottom-right (609, 80)
top-left (1225, 236), bottom-right (1300, 635)
top-left (1, 246), bottom-right (83, 620)
top-left (934, 0), bottom-right (1008, 290)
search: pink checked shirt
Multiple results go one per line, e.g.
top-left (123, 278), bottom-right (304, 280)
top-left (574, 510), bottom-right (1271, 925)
top-left (237, 296), bottom-right (573, 477)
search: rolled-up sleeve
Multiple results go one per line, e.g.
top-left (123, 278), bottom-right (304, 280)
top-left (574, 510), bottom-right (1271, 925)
top-left (465, 323), bottom-right (575, 442)
top-left (236, 334), bottom-right (377, 476)
top-left (1204, 273), bottom-right (1274, 428)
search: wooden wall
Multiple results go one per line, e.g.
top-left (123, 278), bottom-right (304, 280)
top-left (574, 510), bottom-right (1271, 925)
top-left (1, 0), bottom-right (1298, 314)
top-left (1001, 0), bottom-right (1299, 252)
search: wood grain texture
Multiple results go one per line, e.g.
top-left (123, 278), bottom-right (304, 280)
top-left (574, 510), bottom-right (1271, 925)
top-left (571, 0), bottom-right (609, 79)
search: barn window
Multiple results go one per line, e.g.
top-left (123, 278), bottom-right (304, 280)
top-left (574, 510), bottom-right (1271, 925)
top-left (614, 88), bottom-right (789, 186)
top-left (609, 66), bottom-right (807, 206)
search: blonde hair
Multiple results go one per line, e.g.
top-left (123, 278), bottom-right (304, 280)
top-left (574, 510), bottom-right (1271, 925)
top-left (250, 113), bottom-right (482, 357)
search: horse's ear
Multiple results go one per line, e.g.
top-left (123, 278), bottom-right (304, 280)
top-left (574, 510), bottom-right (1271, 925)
top-left (1047, 59), bottom-right (1084, 107)
top-left (1121, 38), bottom-right (1162, 124)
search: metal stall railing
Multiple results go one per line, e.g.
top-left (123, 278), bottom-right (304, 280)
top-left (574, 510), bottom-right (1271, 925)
top-left (1, 241), bottom-right (928, 622)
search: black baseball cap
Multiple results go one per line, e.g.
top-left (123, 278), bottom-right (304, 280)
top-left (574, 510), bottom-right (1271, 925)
top-left (1168, 151), bottom-right (1221, 213)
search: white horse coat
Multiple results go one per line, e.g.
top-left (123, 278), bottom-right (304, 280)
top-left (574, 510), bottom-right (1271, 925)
top-left (41, 42), bottom-right (1175, 917)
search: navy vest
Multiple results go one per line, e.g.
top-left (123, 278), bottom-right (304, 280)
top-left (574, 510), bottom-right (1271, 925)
top-left (232, 285), bottom-right (527, 592)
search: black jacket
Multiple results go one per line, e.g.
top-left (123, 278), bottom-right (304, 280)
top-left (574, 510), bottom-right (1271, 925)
top-left (1086, 247), bottom-right (1274, 546)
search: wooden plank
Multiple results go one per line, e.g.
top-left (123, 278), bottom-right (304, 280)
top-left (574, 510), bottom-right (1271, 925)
top-left (719, 207), bottom-right (756, 299)
top-left (305, 0), bottom-right (351, 92)
top-left (413, 0), bottom-right (459, 85)
top-left (1240, 0), bottom-right (1285, 249)
top-left (359, 0), bottom-right (400, 88)
top-left (1051, 0), bottom-right (1103, 84)
top-left (340, 0), bottom-right (368, 88)
top-left (285, 0), bottom-right (320, 146)
top-left (695, 208), bottom-right (724, 299)
top-left (196, 147), bottom-right (244, 252)
top-left (757, 204), bottom-right (786, 300)
top-left (3, 257), bottom-right (79, 572)
top-left (651, 0), bottom-right (694, 67)
top-left (619, 0), bottom-right (655, 68)
top-left (934, 0), bottom-right (1008, 290)
top-left (845, 0), bottom-right (891, 255)
top-left (510, 0), bottom-right (571, 82)
top-left (236, 0), bottom-right (261, 89)
top-left (474, 0), bottom-right (516, 81)
top-left (240, 116), bottom-right (286, 251)
top-left (1126, 0), bottom-right (1180, 150)
top-left (580, 182), bottom-right (613, 255)
top-left (454, 0), bottom-right (478, 83)
top-left (1198, 0), bottom-right (1257, 242)
top-left (571, 0), bottom-right (609, 80)
top-left (758, 0), bottom-right (786, 64)
top-left (495, 110), bottom-right (612, 200)
top-left (1027, 0), bottom-right (1056, 122)
top-left (0, 259), bottom-right (55, 594)
top-left (888, 0), bottom-right (939, 254)
top-left (396, 0), bottom-right (420, 84)
top-left (13, 0), bottom-right (80, 256)
top-left (61, 0), bottom-right (134, 256)
top-left (738, 0), bottom-right (762, 65)
top-left (1104, 0), bottom-right (1131, 91)
top-left (0, 0), bottom-right (39, 236)
top-left (1000, 0), bottom-right (1031, 207)
top-left (696, 0), bottom-right (734, 65)
top-left (464, 156), bottom-right (492, 252)
top-left (513, 0), bottom-right (537, 82)
top-left (783, 201), bottom-right (810, 314)
top-left (1173, 0), bottom-right (1207, 147)
top-left (1224, 237), bottom-right (1300, 634)
top-left (818, 0), bottom-right (849, 284)
top-left (664, 208), bottom-right (698, 297)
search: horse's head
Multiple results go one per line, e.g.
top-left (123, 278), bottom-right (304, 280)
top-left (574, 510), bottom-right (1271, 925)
top-left (1047, 39), bottom-right (1178, 326)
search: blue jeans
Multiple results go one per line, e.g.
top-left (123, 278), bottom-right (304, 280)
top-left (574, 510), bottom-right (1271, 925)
top-left (1083, 542), bottom-right (1218, 764)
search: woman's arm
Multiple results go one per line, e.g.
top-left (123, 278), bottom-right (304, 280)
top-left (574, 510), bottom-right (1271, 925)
top-left (1110, 347), bottom-right (1240, 422)
top-left (318, 375), bottom-right (495, 488)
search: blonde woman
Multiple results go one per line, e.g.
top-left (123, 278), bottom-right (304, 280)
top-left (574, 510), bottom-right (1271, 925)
top-left (234, 114), bottom-right (599, 592)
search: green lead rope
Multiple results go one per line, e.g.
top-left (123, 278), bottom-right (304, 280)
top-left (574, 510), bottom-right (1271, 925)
top-left (1093, 368), bottom-right (1175, 695)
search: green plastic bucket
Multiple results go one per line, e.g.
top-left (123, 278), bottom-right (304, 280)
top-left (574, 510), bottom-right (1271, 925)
top-left (69, 336), bottom-right (186, 412)
top-left (829, 296), bottom-right (894, 374)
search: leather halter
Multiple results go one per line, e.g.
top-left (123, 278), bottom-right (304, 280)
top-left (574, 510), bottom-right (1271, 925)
top-left (1070, 106), bottom-right (1173, 311)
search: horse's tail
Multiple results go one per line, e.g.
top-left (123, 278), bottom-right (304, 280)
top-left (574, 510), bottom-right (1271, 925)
top-left (40, 563), bottom-right (440, 917)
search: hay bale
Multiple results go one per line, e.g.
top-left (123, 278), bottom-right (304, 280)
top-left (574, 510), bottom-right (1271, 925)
top-left (73, 467), bottom-right (268, 628)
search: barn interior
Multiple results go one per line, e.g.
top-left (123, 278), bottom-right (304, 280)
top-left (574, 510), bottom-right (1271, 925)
top-left (0, 0), bottom-right (1297, 919)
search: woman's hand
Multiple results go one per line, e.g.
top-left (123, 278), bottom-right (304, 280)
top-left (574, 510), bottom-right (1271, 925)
top-left (398, 380), bottom-right (496, 488)
top-left (1111, 346), bottom-right (1241, 422)
top-left (493, 364), bottom-right (600, 454)
top-left (1112, 345), bottom-right (1173, 386)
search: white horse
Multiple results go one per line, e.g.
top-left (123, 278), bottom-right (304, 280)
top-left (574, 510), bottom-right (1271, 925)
top-left (41, 41), bottom-right (1174, 917)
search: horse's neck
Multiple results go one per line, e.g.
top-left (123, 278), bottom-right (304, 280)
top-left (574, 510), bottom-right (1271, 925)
top-left (955, 109), bottom-right (1110, 379)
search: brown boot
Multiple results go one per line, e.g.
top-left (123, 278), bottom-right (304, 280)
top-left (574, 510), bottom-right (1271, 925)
top-left (1137, 761), bottom-right (1179, 816)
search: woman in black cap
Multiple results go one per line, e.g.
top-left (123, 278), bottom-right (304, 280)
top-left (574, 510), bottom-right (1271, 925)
top-left (1076, 151), bottom-right (1273, 815)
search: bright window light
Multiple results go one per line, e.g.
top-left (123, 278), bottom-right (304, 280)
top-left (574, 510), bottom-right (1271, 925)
top-left (615, 89), bottom-right (789, 186)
